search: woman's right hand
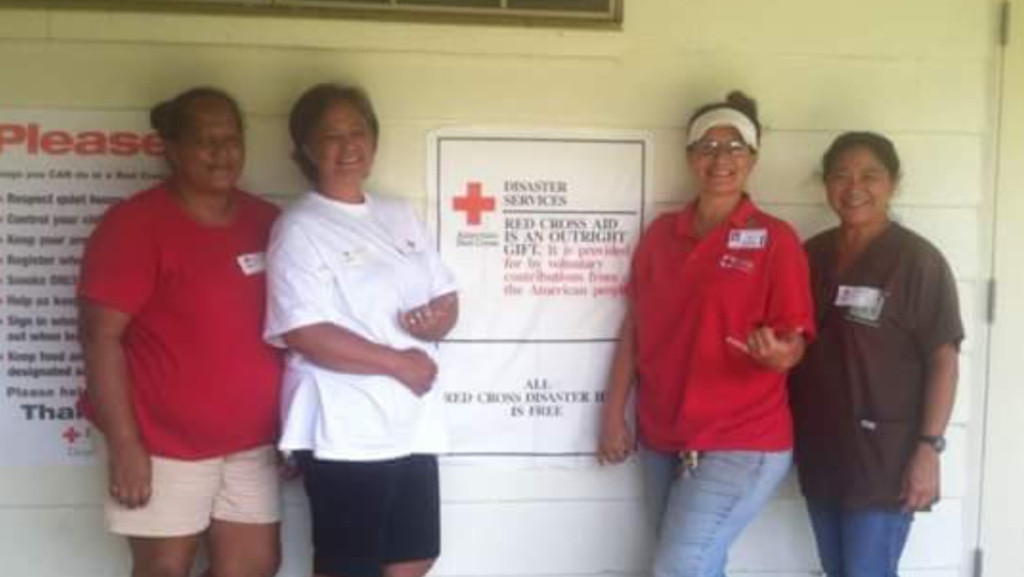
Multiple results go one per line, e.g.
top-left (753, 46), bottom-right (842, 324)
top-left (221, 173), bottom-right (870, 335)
top-left (107, 438), bottom-right (152, 509)
top-left (393, 349), bottom-right (438, 396)
top-left (79, 301), bottom-right (152, 508)
top-left (598, 415), bottom-right (634, 466)
top-left (598, 313), bottom-right (638, 466)
top-left (742, 326), bottom-right (806, 372)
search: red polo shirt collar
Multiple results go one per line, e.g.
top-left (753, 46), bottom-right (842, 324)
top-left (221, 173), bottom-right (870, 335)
top-left (675, 193), bottom-right (758, 240)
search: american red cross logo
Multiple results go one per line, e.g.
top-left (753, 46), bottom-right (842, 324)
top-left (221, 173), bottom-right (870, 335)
top-left (62, 425), bottom-right (81, 444)
top-left (452, 182), bottom-right (496, 226)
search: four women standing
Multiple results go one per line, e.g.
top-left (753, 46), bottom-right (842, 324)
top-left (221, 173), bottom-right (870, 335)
top-left (77, 84), bottom-right (961, 577)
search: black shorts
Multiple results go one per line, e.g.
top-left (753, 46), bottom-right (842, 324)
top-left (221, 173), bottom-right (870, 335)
top-left (299, 453), bottom-right (441, 577)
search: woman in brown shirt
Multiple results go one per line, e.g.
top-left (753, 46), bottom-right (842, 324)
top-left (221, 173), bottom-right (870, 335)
top-left (789, 132), bottom-right (963, 577)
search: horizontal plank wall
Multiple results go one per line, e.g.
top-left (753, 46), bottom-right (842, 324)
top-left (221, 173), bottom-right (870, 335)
top-left (0, 1), bottom-right (999, 576)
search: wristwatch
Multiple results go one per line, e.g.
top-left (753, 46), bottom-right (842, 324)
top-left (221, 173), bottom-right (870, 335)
top-left (918, 434), bottom-right (947, 454)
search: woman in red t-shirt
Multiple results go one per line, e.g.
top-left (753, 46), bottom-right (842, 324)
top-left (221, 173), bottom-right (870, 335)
top-left (77, 88), bottom-right (283, 577)
top-left (598, 91), bottom-right (815, 577)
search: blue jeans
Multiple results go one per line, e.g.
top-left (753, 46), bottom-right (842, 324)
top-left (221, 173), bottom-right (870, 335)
top-left (806, 500), bottom-right (913, 577)
top-left (641, 447), bottom-right (792, 577)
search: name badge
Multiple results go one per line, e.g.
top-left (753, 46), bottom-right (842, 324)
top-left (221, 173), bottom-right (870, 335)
top-left (835, 285), bottom-right (882, 309)
top-left (341, 246), bottom-right (370, 266)
top-left (236, 252), bottom-right (266, 276)
top-left (727, 228), bottom-right (768, 250)
top-left (836, 285), bottom-right (886, 324)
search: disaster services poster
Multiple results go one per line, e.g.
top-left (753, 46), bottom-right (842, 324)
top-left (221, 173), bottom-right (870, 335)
top-left (430, 130), bottom-right (651, 461)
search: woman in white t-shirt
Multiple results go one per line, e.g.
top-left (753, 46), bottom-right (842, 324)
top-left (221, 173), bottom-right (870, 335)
top-left (264, 83), bottom-right (458, 577)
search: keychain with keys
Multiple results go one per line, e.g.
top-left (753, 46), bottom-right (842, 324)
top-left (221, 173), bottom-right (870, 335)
top-left (679, 450), bottom-right (700, 476)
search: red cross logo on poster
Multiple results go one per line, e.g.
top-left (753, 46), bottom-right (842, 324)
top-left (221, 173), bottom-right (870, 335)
top-left (452, 181), bottom-right (496, 226)
top-left (62, 425), bottom-right (81, 444)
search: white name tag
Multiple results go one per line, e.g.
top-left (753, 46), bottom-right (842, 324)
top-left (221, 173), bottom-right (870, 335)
top-left (835, 285), bottom-right (882, 309)
top-left (340, 246), bottom-right (370, 266)
top-left (727, 228), bottom-right (768, 250)
top-left (236, 252), bottom-right (266, 276)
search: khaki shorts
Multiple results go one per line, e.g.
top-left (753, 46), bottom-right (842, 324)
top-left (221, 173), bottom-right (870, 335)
top-left (100, 442), bottom-right (281, 537)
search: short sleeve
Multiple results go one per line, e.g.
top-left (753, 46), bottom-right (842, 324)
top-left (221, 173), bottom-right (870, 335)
top-left (764, 224), bottom-right (817, 340)
top-left (264, 218), bottom-right (343, 348)
top-left (910, 246), bottom-right (964, 354)
top-left (77, 202), bottom-right (157, 315)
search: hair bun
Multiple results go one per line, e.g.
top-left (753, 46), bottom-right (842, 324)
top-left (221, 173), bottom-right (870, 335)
top-left (149, 100), bottom-right (174, 140)
top-left (725, 90), bottom-right (758, 122)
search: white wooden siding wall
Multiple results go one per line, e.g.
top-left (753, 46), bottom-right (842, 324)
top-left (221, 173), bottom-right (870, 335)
top-left (0, 1), bottom-right (997, 576)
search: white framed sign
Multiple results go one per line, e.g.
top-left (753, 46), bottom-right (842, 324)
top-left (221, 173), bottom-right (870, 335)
top-left (429, 129), bottom-right (652, 461)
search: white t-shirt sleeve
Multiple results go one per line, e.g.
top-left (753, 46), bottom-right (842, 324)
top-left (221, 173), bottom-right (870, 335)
top-left (264, 217), bottom-right (340, 348)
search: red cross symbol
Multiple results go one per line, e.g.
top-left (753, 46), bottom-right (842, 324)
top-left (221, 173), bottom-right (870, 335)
top-left (62, 425), bottom-right (81, 444)
top-left (452, 182), bottom-right (496, 226)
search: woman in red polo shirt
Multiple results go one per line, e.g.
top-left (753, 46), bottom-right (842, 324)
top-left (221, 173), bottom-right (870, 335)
top-left (599, 91), bottom-right (815, 577)
top-left (77, 88), bottom-right (283, 577)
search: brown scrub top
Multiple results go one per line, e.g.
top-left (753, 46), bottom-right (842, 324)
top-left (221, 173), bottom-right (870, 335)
top-left (789, 223), bottom-right (964, 510)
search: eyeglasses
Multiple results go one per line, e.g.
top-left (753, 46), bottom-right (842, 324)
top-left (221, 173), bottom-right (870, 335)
top-left (691, 139), bottom-right (752, 158)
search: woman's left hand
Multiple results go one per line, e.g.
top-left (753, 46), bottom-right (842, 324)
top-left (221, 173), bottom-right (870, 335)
top-left (399, 292), bottom-right (459, 342)
top-left (900, 444), bottom-right (941, 512)
top-left (741, 326), bottom-right (806, 372)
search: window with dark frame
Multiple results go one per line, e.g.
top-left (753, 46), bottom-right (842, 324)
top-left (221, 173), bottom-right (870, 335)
top-left (4, 0), bottom-right (622, 25)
